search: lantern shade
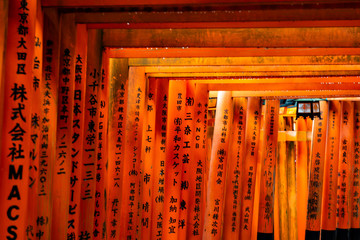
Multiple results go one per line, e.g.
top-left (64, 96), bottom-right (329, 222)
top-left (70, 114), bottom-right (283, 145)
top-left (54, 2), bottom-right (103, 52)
top-left (296, 100), bottom-right (322, 120)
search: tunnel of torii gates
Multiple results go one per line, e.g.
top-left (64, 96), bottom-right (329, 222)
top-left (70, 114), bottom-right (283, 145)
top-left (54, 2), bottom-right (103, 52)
top-left (4, 1), bottom-right (360, 240)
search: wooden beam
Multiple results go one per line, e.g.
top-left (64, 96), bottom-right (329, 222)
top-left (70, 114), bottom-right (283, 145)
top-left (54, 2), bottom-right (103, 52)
top-left (103, 27), bottom-right (360, 47)
top-left (42, 0), bottom-right (358, 7)
top-left (129, 56), bottom-right (360, 66)
top-left (74, 8), bottom-right (360, 25)
top-left (108, 47), bottom-right (360, 58)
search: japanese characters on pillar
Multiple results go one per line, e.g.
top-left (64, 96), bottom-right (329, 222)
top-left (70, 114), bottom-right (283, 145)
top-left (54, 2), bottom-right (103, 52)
top-left (0, 0), bottom-right (36, 239)
top-left (239, 97), bottom-right (262, 240)
top-left (187, 83), bottom-right (208, 240)
top-left (67, 24), bottom-right (87, 240)
top-left (38, 8), bottom-right (60, 240)
top-left (177, 81), bottom-right (195, 239)
top-left (120, 67), bottom-right (146, 240)
top-left (223, 97), bottom-right (247, 240)
top-left (353, 102), bottom-right (360, 235)
top-left (336, 101), bottom-right (354, 238)
top-left (93, 47), bottom-right (109, 240)
top-left (203, 91), bottom-right (233, 240)
top-left (321, 101), bottom-right (340, 238)
top-left (139, 78), bottom-right (157, 239)
top-left (52, 13), bottom-right (76, 240)
top-left (107, 58), bottom-right (128, 239)
top-left (162, 80), bottom-right (186, 240)
top-left (258, 100), bottom-right (280, 239)
top-left (79, 29), bottom-right (102, 240)
top-left (151, 78), bottom-right (168, 240)
top-left (26, 2), bottom-right (43, 239)
top-left (305, 101), bottom-right (328, 240)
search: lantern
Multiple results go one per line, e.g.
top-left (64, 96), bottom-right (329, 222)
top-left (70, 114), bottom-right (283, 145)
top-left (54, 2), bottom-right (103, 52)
top-left (295, 100), bottom-right (321, 120)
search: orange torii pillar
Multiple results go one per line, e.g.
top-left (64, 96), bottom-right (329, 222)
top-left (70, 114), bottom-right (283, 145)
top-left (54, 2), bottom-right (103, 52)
top-left (119, 67), bottom-right (146, 240)
top-left (187, 83), bottom-right (209, 240)
top-left (67, 23), bottom-right (87, 240)
top-left (336, 101), bottom-right (354, 239)
top-left (352, 102), bottom-right (360, 238)
top-left (92, 47), bottom-right (110, 240)
top-left (38, 8), bottom-right (60, 239)
top-left (139, 77), bottom-right (157, 239)
top-left (239, 97), bottom-right (262, 240)
top-left (320, 101), bottom-right (341, 239)
top-left (223, 97), bottom-right (247, 239)
top-left (178, 81), bottom-right (196, 240)
top-left (27, 1), bottom-right (43, 238)
top-left (151, 78), bottom-right (169, 240)
top-left (79, 29), bottom-right (102, 239)
top-left (305, 101), bottom-right (329, 240)
top-left (0, 0), bottom-right (36, 239)
top-left (203, 91), bottom-right (233, 240)
top-left (162, 80), bottom-right (186, 240)
top-left (51, 13), bottom-right (76, 240)
top-left (107, 58), bottom-right (128, 239)
top-left (257, 100), bottom-right (280, 240)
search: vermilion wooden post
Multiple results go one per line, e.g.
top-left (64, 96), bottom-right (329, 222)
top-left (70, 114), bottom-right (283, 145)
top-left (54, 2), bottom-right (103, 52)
top-left (352, 101), bottom-right (360, 238)
top-left (203, 91), bottom-right (233, 240)
top-left (178, 81), bottom-right (196, 240)
top-left (286, 117), bottom-right (298, 240)
top-left (336, 101), bottom-right (354, 239)
top-left (51, 13), bottom-right (76, 240)
top-left (106, 58), bottom-right (128, 239)
top-left (79, 29), bottom-right (102, 239)
top-left (320, 101), bottom-right (341, 239)
top-left (223, 97), bottom-right (247, 240)
top-left (0, 0), bottom-right (36, 239)
top-left (162, 80), bottom-right (186, 240)
top-left (257, 100), bottom-right (280, 240)
top-left (93, 47), bottom-right (109, 240)
top-left (139, 77), bottom-right (157, 239)
top-left (239, 97), bottom-right (262, 240)
top-left (187, 83), bottom-right (209, 240)
top-left (66, 23), bottom-right (87, 240)
top-left (276, 116), bottom-right (289, 240)
top-left (38, 8), bottom-right (60, 239)
top-left (305, 101), bottom-right (329, 240)
top-left (27, 1), bottom-right (43, 238)
top-left (296, 117), bottom-right (309, 240)
top-left (119, 67), bottom-right (146, 239)
top-left (151, 78), bottom-right (168, 240)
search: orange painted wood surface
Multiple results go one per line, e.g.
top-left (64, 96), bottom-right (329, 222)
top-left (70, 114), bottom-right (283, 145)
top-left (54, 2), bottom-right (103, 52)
top-left (296, 117), bottom-right (309, 240)
top-left (150, 78), bottom-right (169, 240)
top-left (79, 29), bottom-right (102, 239)
top-left (139, 77), bottom-right (157, 239)
top-left (336, 101), bottom-right (354, 231)
top-left (162, 80), bottom-right (186, 240)
top-left (119, 67), bottom-right (146, 239)
top-left (0, 0), bottom-right (36, 239)
top-left (223, 97), bottom-right (247, 239)
top-left (187, 83), bottom-right (209, 240)
top-left (239, 97), bottom-right (262, 240)
top-left (93, 48), bottom-right (109, 239)
top-left (305, 101), bottom-right (328, 237)
top-left (203, 91), bottom-right (233, 240)
top-left (258, 100), bottom-right (280, 237)
top-left (321, 101), bottom-right (341, 232)
top-left (51, 13), bottom-right (76, 240)
top-left (38, 8), bottom-right (60, 240)
top-left (106, 58), bottom-right (128, 239)
top-left (67, 23), bottom-right (87, 240)
top-left (353, 102), bottom-right (360, 231)
top-left (27, 2), bottom-right (43, 238)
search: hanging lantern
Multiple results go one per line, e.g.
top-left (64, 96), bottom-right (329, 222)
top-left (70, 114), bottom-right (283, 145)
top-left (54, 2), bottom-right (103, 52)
top-left (296, 100), bottom-right (321, 120)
